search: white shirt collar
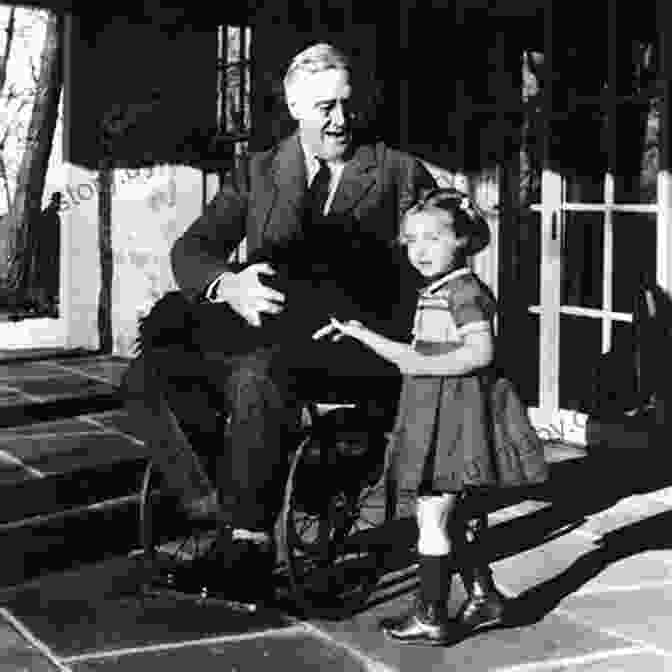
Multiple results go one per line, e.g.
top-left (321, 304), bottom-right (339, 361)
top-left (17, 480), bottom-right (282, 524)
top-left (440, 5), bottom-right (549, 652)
top-left (423, 267), bottom-right (471, 295)
top-left (300, 141), bottom-right (346, 215)
top-left (301, 141), bottom-right (345, 184)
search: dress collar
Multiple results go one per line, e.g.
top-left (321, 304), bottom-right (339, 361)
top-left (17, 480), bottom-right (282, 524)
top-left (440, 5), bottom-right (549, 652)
top-left (422, 266), bottom-right (471, 295)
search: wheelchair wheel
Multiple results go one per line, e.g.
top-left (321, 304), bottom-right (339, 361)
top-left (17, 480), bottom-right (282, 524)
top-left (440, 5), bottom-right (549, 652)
top-left (279, 425), bottom-right (398, 618)
top-left (139, 459), bottom-right (219, 597)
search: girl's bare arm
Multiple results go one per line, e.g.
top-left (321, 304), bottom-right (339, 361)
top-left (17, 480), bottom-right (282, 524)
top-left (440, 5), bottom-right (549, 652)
top-left (330, 318), bottom-right (493, 376)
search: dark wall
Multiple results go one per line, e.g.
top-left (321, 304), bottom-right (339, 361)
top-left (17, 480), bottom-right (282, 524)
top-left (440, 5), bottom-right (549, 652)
top-left (66, 4), bottom-right (386, 166)
top-left (399, 7), bottom-right (535, 171)
top-left (61, 1), bottom-right (548, 170)
top-left (248, 3), bottom-right (531, 167)
top-left (65, 14), bottom-right (216, 169)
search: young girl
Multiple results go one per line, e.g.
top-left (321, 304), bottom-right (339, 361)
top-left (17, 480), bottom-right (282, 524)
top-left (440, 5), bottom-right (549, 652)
top-left (327, 188), bottom-right (508, 645)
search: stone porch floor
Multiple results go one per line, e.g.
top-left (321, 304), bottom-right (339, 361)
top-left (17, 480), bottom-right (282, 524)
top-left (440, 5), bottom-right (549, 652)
top-left (0, 354), bottom-right (671, 671)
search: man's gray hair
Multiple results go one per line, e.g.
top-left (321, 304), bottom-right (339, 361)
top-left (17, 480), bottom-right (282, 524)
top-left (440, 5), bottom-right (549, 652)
top-left (283, 43), bottom-right (350, 97)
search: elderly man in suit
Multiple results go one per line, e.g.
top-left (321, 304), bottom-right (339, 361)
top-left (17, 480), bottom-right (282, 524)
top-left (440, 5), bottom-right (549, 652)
top-left (123, 43), bottom-right (505, 624)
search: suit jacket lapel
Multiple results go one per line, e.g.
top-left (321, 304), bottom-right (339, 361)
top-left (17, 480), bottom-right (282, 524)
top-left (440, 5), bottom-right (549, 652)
top-left (260, 137), bottom-right (378, 242)
top-left (329, 143), bottom-right (377, 215)
top-left (272, 133), bottom-right (306, 211)
top-left (261, 133), bottom-right (306, 242)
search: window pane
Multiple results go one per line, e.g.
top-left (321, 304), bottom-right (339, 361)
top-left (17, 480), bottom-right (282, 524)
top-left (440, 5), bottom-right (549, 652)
top-left (564, 168), bottom-right (605, 204)
top-left (558, 104), bottom-right (608, 203)
top-left (521, 51), bottom-right (542, 206)
top-left (519, 208), bottom-right (541, 306)
top-left (227, 26), bottom-right (240, 61)
top-left (613, 96), bottom-right (659, 204)
top-left (606, 320), bottom-right (640, 410)
top-left (243, 60), bottom-right (251, 131)
top-left (612, 212), bottom-right (656, 312)
top-left (562, 105), bottom-right (607, 204)
top-left (221, 26), bottom-right (251, 136)
top-left (611, 319), bottom-right (636, 358)
top-left (225, 71), bottom-right (240, 133)
top-left (244, 26), bottom-right (252, 60)
top-left (613, 38), bottom-right (659, 204)
top-left (512, 311), bottom-right (540, 408)
top-left (559, 315), bottom-right (602, 412)
top-left (559, 94), bottom-right (659, 206)
top-left (561, 212), bottom-right (603, 309)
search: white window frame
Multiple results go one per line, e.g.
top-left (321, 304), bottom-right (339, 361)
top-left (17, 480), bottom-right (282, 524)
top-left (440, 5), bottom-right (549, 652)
top-left (526, 3), bottom-right (668, 444)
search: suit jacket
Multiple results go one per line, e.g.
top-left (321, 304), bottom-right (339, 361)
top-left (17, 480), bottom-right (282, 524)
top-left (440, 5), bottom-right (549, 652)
top-left (171, 133), bottom-right (436, 303)
top-left (160, 134), bottom-right (436, 383)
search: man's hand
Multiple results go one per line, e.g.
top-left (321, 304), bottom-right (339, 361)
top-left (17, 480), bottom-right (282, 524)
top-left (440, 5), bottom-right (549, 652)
top-left (213, 263), bottom-right (285, 327)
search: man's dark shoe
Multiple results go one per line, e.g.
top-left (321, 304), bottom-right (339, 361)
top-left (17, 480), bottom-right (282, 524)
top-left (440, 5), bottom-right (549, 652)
top-left (380, 597), bottom-right (457, 646)
top-left (171, 530), bottom-right (277, 606)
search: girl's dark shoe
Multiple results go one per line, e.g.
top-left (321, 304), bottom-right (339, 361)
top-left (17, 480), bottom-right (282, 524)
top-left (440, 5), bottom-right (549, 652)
top-left (380, 597), bottom-right (456, 646)
top-left (456, 572), bottom-right (506, 631)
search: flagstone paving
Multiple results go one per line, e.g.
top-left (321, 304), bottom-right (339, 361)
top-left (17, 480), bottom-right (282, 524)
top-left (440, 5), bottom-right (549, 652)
top-left (0, 616), bottom-right (64, 671)
top-left (3, 483), bottom-right (672, 671)
top-left (1, 355), bottom-right (672, 670)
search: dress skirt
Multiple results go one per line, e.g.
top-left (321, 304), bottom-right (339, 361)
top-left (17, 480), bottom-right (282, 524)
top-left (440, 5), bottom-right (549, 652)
top-left (392, 370), bottom-right (499, 493)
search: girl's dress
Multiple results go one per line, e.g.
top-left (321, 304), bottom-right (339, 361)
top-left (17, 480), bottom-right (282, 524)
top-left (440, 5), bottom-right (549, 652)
top-left (392, 266), bottom-right (500, 493)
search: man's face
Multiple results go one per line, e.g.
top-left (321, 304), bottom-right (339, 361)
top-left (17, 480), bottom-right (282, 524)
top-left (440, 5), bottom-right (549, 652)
top-left (287, 67), bottom-right (353, 161)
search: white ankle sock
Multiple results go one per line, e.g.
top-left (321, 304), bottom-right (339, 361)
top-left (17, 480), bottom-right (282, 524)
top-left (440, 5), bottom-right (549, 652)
top-left (417, 495), bottom-right (453, 556)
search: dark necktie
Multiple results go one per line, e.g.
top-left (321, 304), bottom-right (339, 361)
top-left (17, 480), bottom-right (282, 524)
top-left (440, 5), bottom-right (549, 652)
top-left (304, 158), bottom-right (331, 225)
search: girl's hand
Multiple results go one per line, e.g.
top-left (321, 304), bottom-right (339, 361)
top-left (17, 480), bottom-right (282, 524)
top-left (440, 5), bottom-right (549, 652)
top-left (311, 322), bottom-right (338, 340)
top-left (311, 318), bottom-right (365, 341)
top-left (328, 317), bottom-right (365, 342)
top-left (324, 317), bottom-right (411, 367)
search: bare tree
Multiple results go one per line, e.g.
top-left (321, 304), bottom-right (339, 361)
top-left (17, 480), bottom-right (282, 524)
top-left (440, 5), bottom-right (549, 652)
top-left (0, 6), bottom-right (15, 93)
top-left (5, 9), bottom-right (62, 294)
top-left (0, 7), bottom-right (16, 276)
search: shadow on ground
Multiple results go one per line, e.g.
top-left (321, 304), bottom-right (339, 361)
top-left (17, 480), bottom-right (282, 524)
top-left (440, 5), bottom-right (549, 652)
top-left (4, 442), bottom-right (672, 642)
top-left (325, 445), bottom-right (672, 626)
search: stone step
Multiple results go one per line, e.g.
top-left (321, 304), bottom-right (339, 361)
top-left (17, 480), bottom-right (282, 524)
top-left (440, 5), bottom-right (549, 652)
top-left (0, 494), bottom-right (143, 588)
top-left (0, 407), bottom-right (148, 529)
top-left (0, 355), bottom-right (128, 429)
top-left (0, 407), bottom-right (150, 588)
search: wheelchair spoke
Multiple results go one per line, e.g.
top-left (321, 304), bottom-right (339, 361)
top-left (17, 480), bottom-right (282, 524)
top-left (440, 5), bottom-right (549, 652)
top-left (278, 416), bottom-right (398, 617)
top-left (296, 517), bottom-right (312, 538)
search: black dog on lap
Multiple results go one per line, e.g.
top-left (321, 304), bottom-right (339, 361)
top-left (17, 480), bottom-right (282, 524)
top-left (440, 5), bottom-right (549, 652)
top-left (136, 223), bottom-right (419, 382)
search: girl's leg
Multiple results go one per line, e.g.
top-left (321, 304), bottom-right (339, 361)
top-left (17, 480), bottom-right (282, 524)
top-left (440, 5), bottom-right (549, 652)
top-left (381, 492), bottom-right (459, 645)
top-left (416, 493), bottom-right (457, 604)
top-left (452, 489), bottom-right (506, 630)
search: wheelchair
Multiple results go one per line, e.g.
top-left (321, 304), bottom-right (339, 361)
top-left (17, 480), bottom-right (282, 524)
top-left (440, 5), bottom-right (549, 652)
top-left (137, 389), bottom-right (401, 618)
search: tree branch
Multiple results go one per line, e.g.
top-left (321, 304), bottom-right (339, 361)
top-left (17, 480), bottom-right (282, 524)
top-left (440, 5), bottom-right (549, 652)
top-left (0, 153), bottom-right (12, 212)
top-left (0, 7), bottom-right (15, 94)
top-left (30, 56), bottom-right (38, 86)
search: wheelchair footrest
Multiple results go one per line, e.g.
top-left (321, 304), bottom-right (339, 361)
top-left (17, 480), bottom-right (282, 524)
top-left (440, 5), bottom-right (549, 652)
top-left (141, 584), bottom-right (260, 613)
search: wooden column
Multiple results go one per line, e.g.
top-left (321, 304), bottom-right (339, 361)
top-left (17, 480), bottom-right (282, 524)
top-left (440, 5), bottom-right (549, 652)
top-left (97, 156), bottom-right (113, 354)
top-left (657, 0), bottom-right (672, 294)
top-left (537, 0), bottom-right (562, 421)
top-left (493, 27), bottom-right (522, 320)
top-left (655, 0), bottom-right (672, 428)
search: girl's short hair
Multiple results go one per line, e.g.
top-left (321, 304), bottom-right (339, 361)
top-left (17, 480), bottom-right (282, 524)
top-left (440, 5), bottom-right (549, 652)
top-left (401, 187), bottom-right (491, 256)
